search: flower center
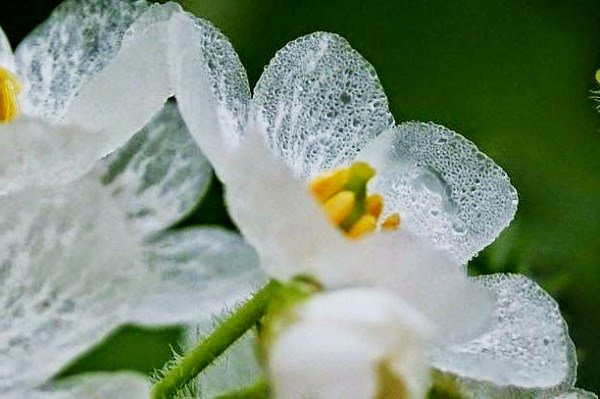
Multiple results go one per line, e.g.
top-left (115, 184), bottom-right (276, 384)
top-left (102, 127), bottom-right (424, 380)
top-left (308, 161), bottom-right (400, 239)
top-left (0, 67), bottom-right (21, 124)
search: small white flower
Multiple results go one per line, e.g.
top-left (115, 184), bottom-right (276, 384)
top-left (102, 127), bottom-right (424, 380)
top-left (269, 288), bottom-right (433, 399)
top-left (173, 22), bottom-right (587, 398)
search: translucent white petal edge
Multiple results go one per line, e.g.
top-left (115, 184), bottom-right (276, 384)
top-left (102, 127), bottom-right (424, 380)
top-left (429, 274), bottom-right (577, 396)
top-left (359, 122), bottom-right (518, 264)
top-left (252, 31), bottom-right (394, 179)
top-left (0, 24), bottom-right (15, 71)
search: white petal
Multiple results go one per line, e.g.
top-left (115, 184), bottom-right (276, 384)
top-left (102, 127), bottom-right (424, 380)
top-left (67, 3), bottom-right (250, 175)
top-left (358, 122), bottom-right (518, 264)
top-left (132, 227), bottom-right (266, 326)
top-left (0, 117), bottom-right (109, 195)
top-left (299, 287), bottom-right (433, 341)
top-left (0, 180), bottom-right (148, 393)
top-left (19, 372), bottom-right (151, 399)
top-left (63, 3), bottom-right (176, 145)
top-left (252, 32), bottom-right (394, 179)
top-left (222, 131), bottom-right (351, 281)
top-left (174, 12), bottom-right (250, 177)
top-left (93, 102), bottom-right (212, 237)
top-left (429, 274), bottom-right (577, 395)
top-left (15, 0), bottom-right (148, 121)
top-left (270, 321), bottom-right (379, 399)
top-left (0, 25), bottom-right (15, 71)
top-left (320, 232), bottom-right (494, 344)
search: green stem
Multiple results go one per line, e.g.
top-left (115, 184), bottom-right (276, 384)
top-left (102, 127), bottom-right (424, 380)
top-left (212, 379), bottom-right (270, 399)
top-left (151, 281), bottom-right (280, 399)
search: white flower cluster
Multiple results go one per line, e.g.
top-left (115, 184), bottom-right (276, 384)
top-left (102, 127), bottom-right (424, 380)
top-left (0, 0), bottom-right (593, 398)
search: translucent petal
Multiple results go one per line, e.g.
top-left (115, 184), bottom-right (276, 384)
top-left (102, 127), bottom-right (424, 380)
top-left (174, 11), bottom-right (251, 177)
top-left (0, 25), bottom-right (15, 71)
top-left (0, 180), bottom-right (148, 393)
top-left (358, 122), bottom-right (518, 264)
top-left (18, 372), bottom-right (151, 399)
top-left (252, 32), bottom-right (394, 180)
top-left (132, 227), bottom-right (266, 326)
top-left (0, 117), bottom-right (109, 196)
top-left (429, 274), bottom-right (577, 395)
top-left (62, 3), bottom-right (175, 146)
top-left (65, 3), bottom-right (250, 173)
top-left (93, 102), bottom-right (212, 237)
top-left (15, 0), bottom-right (148, 121)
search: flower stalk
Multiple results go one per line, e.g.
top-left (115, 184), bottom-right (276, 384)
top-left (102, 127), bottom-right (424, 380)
top-left (151, 280), bottom-right (280, 399)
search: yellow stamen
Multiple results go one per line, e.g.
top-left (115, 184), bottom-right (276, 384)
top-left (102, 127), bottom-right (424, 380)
top-left (596, 69), bottom-right (600, 85)
top-left (309, 168), bottom-right (350, 203)
top-left (309, 161), bottom-right (402, 240)
top-left (347, 214), bottom-right (377, 239)
top-left (322, 191), bottom-right (356, 225)
top-left (0, 67), bottom-right (21, 123)
top-left (381, 213), bottom-right (401, 231)
top-left (365, 194), bottom-right (384, 219)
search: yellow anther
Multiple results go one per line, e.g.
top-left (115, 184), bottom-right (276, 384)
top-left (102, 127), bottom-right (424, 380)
top-left (381, 213), bottom-right (401, 231)
top-left (309, 168), bottom-right (350, 203)
top-left (596, 69), bottom-right (600, 84)
top-left (0, 67), bottom-right (21, 123)
top-left (323, 191), bottom-right (356, 225)
top-left (365, 194), bottom-right (384, 219)
top-left (310, 161), bottom-right (402, 240)
top-left (347, 214), bottom-right (377, 239)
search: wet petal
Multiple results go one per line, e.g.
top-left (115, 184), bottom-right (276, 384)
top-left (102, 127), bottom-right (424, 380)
top-left (174, 12), bottom-right (250, 177)
top-left (15, 0), bottom-right (148, 121)
top-left (93, 102), bottom-right (212, 237)
top-left (67, 3), bottom-right (250, 174)
top-left (62, 3), bottom-right (175, 146)
top-left (429, 274), bottom-right (577, 395)
top-left (19, 372), bottom-right (151, 399)
top-left (0, 180), bottom-right (148, 393)
top-left (358, 122), bottom-right (518, 264)
top-left (132, 227), bottom-right (265, 326)
top-left (252, 32), bottom-right (394, 179)
top-left (0, 25), bottom-right (15, 71)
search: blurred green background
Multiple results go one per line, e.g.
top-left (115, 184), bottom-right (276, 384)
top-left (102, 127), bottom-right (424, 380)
top-left (2, 0), bottom-right (599, 393)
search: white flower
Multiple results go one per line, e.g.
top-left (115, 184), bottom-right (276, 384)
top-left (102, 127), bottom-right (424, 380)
top-left (171, 23), bottom-right (588, 398)
top-left (269, 288), bottom-right (433, 399)
top-left (0, 0), bottom-right (264, 395)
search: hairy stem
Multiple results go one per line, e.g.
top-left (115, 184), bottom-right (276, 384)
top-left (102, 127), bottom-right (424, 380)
top-left (151, 281), bottom-right (280, 399)
top-left (212, 379), bottom-right (270, 399)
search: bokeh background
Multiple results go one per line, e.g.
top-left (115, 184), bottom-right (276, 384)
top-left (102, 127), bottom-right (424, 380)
top-left (2, 0), bottom-right (599, 393)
